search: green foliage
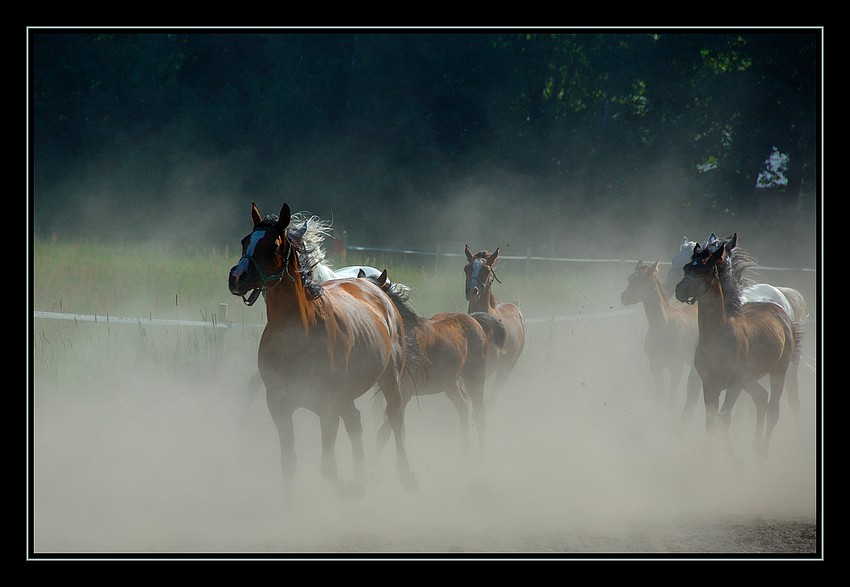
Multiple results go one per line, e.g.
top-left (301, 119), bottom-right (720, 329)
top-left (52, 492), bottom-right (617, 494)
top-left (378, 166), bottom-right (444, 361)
top-left (32, 30), bottom-right (819, 237)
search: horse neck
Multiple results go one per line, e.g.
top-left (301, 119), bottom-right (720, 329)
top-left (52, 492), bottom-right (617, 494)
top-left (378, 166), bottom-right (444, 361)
top-left (467, 290), bottom-right (497, 315)
top-left (263, 265), bottom-right (315, 333)
top-left (640, 275), bottom-right (672, 325)
top-left (695, 278), bottom-right (732, 336)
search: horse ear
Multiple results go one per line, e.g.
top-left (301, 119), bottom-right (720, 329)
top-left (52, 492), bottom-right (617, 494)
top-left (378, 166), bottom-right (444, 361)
top-left (726, 233), bottom-right (738, 250)
top-left (651, 259), bottom-right (660, 272)
top-left (635, 260), bottom-right (644, 269)
top-left (279, 203), bottom-right (291, 231)
top-left (251, 201), bottom-right (263, 225)
top-left (376, 269), bottom-right (388, 287)
top-left (680, 236), bottom-right (690, 249)
top-left (487, 247), bottom-right (500, 265)
top-left (710, 243), bottom-right (726, 263)
top-left (465, 243), bottom-right (474, 262)
top-left (357, 268), bottom-right (366, 278)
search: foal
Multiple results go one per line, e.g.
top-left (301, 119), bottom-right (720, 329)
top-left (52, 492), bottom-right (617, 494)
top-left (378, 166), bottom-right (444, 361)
top-left (621, 259), bottom-right (701, 420)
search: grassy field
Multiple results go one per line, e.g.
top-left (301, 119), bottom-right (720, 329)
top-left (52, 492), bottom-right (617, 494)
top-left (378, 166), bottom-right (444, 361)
top-left (30, 234), bottom-right (818, 393)
top-left (31, 236), bottom-right (610, 391)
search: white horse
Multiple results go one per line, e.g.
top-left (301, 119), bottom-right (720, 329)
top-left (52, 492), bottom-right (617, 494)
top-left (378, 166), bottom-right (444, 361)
top-left (666, 232), bottom-right (809, 420)
top-left (285, 212), bottom-right (388, 285)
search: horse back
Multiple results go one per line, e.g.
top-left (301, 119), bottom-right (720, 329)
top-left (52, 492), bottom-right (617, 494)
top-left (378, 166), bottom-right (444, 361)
top-left (737, 302), bottom-right (798, 374)
top-left (314, 278), bottom-right (407, 394)
top-left (493, 302), bottom-right (526, 367)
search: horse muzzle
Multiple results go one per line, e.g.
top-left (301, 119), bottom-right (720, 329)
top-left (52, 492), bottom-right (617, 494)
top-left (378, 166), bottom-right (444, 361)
top-left (674, 284), bottom-right (696, 305)
top-left (228, 263), bottom-right (255, 297)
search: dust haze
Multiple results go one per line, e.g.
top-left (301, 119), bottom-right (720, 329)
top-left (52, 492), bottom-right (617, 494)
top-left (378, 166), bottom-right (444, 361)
top-left (31, 147), bottom-right (819, 558)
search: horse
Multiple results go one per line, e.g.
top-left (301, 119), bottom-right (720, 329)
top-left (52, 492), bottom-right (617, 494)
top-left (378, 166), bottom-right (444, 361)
top-left (620, 259), bottom-right (701, 420)
top-left (280, 211), bottom-right (388, 285)
top-left (662, 236), bottom-right (700, 298)
top-left (227, 202), bottom-right (417, 497)
top-left (668, 233), bottom-right (809, 420)
top-left (674, 233), bottom-right (801, 459)
top-left (463, 244), bottom-right (526, 408)
top-left (360, 270), bottom-right (507, 460)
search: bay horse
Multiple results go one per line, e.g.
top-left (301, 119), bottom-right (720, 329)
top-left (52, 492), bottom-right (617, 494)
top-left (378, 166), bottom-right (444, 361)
top-left (668, 233), bottom-right (809, 420)
top-left (674, 233), bottom-right (801, 459)
top-left (621, 259), bottom-right (701, 421)
top-left (463, 244), bottom-right (526, 408)
top-left (228, 202), bottom-right (417, 497)
top-left (362, 270), bottom-right (507, 460)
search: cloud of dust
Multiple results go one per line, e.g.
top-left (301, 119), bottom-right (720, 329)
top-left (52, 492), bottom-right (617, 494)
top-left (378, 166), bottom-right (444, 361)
top-left (31, 136), bottom-right (820, 558)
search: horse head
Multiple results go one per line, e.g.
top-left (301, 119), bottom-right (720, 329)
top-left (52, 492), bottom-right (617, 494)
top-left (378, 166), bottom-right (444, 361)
top-left (674, 235), bottom-right (733, 305)
top-left (228, 202), bottom-right (293, 305)
top-left (662, 236), bottom-right (699, 297)
top-left (464, 243), bottom-right (500, 304)
top-left (622, 259), bottom-right (661, 306)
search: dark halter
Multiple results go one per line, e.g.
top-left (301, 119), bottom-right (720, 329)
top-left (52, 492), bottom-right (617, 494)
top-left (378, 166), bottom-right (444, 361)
top-left (466, 258), bottom-right (500, 297)
top-left (239, 231), bottom-right (298, 306)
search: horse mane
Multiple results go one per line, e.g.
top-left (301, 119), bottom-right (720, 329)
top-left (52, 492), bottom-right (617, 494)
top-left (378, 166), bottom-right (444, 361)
top-left (714, 252), bottom-right (744, 315)
top-left (710, 233), bottom-right (759, 290)
top-left (364, 275), bottom-right (422, 331)
top-left (285, 211), bottom-right (337, 285)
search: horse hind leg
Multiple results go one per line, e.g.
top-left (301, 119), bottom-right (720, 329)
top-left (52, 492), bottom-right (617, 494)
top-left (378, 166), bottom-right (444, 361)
top-left (785, 360), bottom-right (801, 425)
top-left (762, 370), bottom-right (788, 460)
top-left (381, 382), bottom-right (418, 492)
top-left (339, 399), bottom-right (370, 484)
top-left (374, 386), bottom-right (409, 463)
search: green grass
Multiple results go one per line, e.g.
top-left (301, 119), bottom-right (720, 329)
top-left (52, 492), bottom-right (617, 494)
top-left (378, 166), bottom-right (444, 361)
top-left (32, 235), bottom-right (629, 392)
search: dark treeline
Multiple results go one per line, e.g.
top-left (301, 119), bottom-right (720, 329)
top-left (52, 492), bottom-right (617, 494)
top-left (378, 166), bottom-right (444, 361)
top-left (31, 30), bottom-right (820, 260)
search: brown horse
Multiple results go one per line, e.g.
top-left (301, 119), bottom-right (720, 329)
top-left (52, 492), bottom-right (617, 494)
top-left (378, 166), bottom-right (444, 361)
top-left (621, 259), bottom-right (701, 420)
top-left (667, 233), bottom-right (809, 421)
top-left (363, 270), bottom-right (507, 459)
top-left (227, 202), bottom-right (417, 497)
top-left (674, 233), bottom-right (801, 458)
top-left (463, 244), bottom-right (526, 408)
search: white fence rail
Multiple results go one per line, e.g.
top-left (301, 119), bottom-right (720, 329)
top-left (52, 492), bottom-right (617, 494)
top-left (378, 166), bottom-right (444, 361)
top-left (32, 245), bottom-right (817, 329)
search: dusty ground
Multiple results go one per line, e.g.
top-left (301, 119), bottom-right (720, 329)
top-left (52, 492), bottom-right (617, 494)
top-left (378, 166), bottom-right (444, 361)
top-left (31, 306), bottom-right (820, 561)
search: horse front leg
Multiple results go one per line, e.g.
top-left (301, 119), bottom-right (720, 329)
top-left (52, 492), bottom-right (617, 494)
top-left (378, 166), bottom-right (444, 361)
top-left (680, 367), bottom-right (701, 424)
top-left (702, 384), bottom-right (722, 436)
top-left (266, 390), bottom-right (296, 497)
top-left (318, 408), bottom-right (364, 498)
top-left (742, 379), bottom-right (769, 457)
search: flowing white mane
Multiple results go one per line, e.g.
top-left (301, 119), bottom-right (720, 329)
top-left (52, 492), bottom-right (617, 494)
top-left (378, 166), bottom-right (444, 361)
top-left (285, 210), bottom-right (407, 294)
top-left (286, 211), bottom-right (337, 282)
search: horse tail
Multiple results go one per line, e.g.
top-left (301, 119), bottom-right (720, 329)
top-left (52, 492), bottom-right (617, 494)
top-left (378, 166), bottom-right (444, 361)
top-left (403, 332), bottom-right (430, 393)
top-left (777, 286), bottom-right (808, 323)
top-left (471, 311), bottom-right (507, 349)
top-left (792, 319), bottom-right (804, 365)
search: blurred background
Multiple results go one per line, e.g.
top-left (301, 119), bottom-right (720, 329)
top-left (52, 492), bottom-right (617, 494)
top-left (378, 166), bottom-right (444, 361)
top-left (30, 30), bottom-right (819, 268)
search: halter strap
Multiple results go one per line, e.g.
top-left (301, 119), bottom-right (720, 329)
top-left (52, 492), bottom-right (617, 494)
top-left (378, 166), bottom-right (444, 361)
top-left (239, 232), bottom-right (298, 306)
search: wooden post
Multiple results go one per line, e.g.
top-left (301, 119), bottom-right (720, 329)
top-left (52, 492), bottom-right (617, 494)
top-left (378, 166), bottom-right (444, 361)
top-left (219, 303), bottom-right (229, 323)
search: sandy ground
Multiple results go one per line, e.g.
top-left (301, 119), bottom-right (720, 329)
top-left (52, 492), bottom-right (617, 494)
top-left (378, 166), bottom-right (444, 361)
top-left (31, 307), bottom-right (820, 561)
